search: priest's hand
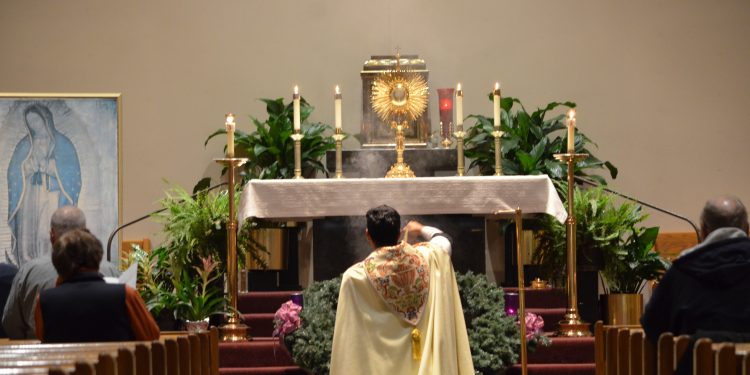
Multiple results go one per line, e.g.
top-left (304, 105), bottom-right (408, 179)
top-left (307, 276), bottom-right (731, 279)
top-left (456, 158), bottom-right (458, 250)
top-left (403, 221), bottom-right (425, 243)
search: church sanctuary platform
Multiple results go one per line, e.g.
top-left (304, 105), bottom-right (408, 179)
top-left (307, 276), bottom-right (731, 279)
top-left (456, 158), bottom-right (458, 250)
top-left (219, 289), bottom-right (595, 375)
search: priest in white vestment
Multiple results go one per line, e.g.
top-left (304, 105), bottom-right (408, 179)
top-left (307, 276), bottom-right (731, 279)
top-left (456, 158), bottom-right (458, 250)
top-left (331, 205), bottom-right (474, 374)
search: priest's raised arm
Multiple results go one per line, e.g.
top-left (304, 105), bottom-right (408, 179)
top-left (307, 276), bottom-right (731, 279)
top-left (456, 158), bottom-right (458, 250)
top-left (330, 205), bottom-right (474, 375)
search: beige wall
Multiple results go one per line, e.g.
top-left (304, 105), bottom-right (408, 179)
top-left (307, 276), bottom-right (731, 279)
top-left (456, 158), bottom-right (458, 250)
top-left (1, 0), bottom-right (749, 247)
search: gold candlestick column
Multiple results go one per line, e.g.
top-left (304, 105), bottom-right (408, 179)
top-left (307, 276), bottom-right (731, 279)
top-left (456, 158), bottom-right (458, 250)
top-left (215, 157), bottom-right (250, 342)
top-left (454, 125), bottom-right (465, 176)
top-left (333, 129), bottom-right (345, 179)
top-left (291, 131), bottom-right (305, 179)
top-left (554, 152), bottom-right (591, 337)
top-left (514, 208), bottom-right (528, 375)
top-left (492, 129), bottom-right (503, 176)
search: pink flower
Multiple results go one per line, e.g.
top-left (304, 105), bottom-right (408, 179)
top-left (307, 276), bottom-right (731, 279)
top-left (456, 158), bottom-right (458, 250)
top-left (520, 312), bottom-right (545, 339)
top-left (273, 301), bottom-right (302, 338)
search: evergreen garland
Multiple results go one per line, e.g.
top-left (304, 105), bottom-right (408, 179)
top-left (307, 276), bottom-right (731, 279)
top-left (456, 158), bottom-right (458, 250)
top-left (285, 271), bottom-right (546, 375)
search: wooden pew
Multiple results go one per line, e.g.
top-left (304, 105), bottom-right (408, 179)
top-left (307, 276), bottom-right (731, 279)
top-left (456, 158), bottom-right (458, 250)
top-left (595, 321), bottom-right (652, 375)
top-left (0, 330), bottom-right (213, 375)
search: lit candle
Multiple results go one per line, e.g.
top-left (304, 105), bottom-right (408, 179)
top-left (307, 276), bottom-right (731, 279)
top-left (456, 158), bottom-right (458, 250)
top-left (225, 113), bottom-right (235, 158)
top-left (334, 85), bottom-right (342, 129)
top-left (293, 85), bottom-right (301, 131)
top-left (567, 109), bottom-right (576, 152)
top-left (456, 83), bottom-right (463, 126)
top-left (493, 82), bottom-right (501, 128)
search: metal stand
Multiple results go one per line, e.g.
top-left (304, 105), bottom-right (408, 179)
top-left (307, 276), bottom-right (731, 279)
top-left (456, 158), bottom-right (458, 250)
top-left (385, 121), bottom-right (416, 178)
top-left (492, 129), bottom-right (503, 176)
top-left (554, 152), bottom-right (592, 337)
top-left (454, 125), bottom-right (465, 176)
top-left (333, 128), bottom-right (345, 179)
top-left (291, 131), bottom-right (304, 179)
top-left (215, 157), bottom-right (250, 342)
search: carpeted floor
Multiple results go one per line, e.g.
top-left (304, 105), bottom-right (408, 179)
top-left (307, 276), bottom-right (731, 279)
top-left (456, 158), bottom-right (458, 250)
top-left (219, 288), bottom-right (595, 374)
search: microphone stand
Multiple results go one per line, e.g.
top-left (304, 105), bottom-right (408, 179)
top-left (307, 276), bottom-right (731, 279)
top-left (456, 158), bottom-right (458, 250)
top-left (105, 182), bottom-right (228, 261)
top-left (574, 176), bottom-right (700, 242)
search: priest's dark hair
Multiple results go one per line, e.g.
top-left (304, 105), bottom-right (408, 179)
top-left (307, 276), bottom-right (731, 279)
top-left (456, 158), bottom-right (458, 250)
top-left (51, 228), bottom-right (103, 280)
top-left (700, 195), bottom-right (749, 238)
top-left (366, 205), bottom-right (401, 247)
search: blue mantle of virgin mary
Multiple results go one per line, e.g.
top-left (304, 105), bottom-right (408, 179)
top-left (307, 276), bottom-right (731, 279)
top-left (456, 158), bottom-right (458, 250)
top-left (7, 108), bottom-right (81, 264)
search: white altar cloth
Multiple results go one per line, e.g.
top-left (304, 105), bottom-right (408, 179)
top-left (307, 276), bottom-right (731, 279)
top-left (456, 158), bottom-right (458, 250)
top-left (238, 175), bottom-right (566, 223)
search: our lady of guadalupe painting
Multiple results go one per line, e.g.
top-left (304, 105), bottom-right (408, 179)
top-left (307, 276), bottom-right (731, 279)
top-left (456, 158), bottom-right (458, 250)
top-left (0, 94), bottom-right (121, 266)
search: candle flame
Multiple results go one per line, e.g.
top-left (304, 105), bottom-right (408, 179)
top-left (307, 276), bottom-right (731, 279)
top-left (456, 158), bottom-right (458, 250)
top-left (495, 82), bottom-right (500, 90)
top-left (457, 83), bottom-right (462, 91)
top-left (567, 109), bottom-right (576, 121)
top-left (225, 113), bottom-right (235, 126)
top-left (294, 85), bottom-right (299, 95)
top-left (335, 85), bottom-right (340, 95)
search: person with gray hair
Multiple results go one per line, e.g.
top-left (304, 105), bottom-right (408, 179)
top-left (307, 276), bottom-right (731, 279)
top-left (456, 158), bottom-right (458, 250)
top-left (641, 195), bottom-right (750, 375)
top-left (2, 206), bottom-right (120, 339)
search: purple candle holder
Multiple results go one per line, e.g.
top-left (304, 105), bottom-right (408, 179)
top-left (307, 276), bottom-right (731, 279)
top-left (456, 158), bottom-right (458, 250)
top-left (504, 292), bottom-right (519, 316)
top-left (291, 292), bottom-right (304, 308)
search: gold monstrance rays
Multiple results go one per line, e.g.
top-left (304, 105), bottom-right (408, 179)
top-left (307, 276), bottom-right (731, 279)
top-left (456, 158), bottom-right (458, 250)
top-left (371, 53), bottom-right (429, 178)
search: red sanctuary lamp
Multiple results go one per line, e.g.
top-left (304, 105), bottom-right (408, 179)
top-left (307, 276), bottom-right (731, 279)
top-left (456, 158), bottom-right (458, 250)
top-left (437, 88), bottom-right (455, 148)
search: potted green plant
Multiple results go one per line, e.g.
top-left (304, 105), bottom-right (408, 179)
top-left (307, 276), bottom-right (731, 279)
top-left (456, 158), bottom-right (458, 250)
top-left (204, 97), bottom-right (336, 275)
top-left (533, 186), bottom-right (669, 323)
top-left (205, 97), bottom-right (336, 181)
top-left (135, 185), bottom-right (265, 329)
top-left (463, 96), bottom-right (617, 184)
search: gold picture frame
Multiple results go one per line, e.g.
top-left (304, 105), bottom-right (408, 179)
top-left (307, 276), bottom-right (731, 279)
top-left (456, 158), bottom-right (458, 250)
top-left (0, 93), bottom-right (123, 266)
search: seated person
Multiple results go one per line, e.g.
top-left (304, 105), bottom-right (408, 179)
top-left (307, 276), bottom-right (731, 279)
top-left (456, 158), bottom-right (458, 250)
top-left (641, 195), bottom-right (750, 374)
top-left (34, 228), bottom-right (159, 342)
top-left (330, 205), bottom-right (474, 374)
top-left (3, 206), bottom-right (120, 339)
top-left (0, 263), bottom-right (18, 338)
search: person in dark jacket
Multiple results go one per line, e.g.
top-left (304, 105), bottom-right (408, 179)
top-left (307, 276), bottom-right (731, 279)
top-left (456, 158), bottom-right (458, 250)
top-left (34, 228), bottom-right (159, 343)
top-left (641, 195), bottom-right (750, 374)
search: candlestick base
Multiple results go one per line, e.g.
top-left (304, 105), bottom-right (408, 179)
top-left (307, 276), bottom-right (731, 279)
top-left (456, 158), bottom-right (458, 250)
top-left (441, 137), bottom-right (453, 148)
top-left (557, 317), bottom-right (591, 337)
top-left (220, 318), bottom-right (252, 342)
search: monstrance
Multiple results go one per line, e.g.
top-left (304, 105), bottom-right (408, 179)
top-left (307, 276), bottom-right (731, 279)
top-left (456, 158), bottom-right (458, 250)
top-left (371, 53), bottom-right (429, 178)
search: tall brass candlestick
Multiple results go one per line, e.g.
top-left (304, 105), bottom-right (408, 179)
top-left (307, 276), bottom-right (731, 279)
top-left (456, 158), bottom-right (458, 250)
top-left (215, 157), bottom-right (250, 342)
top-left (291, 130), bottom-right (304, 179)
top-left (554, 152), bottom-right (591, 337)
top-left (514, 207), bottom-right (528, 375)
top-left (455, 124), bottom-right (465, 176)
top-left (333, 128), bottom-right (345, 179)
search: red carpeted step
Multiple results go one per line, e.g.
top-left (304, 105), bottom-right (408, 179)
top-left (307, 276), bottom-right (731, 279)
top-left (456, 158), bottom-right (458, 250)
top-left (507, 363), bottom-right (596, 375)
top-left (526, 307), bottom-right (566, 332)
top-left (238, 292), bottom-right (300, 314)
top-left (241, 313), bottom-right (276, 338)
top-left (219, 367), bottom-right (306, 375)
top-left (219, 338), bottom-right (295, 368)
top-left (527, 337), bottom-right (594, 364)
top-left (503, 288), bottom-right (567, 309)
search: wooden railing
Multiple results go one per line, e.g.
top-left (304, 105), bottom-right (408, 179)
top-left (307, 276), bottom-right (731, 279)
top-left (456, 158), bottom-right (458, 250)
top-left (0, 327), bottom-right (219, 375)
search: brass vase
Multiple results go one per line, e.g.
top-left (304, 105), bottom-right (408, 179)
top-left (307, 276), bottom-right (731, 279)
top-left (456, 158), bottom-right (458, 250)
top-left (605, 293), bottom-right (644, 325)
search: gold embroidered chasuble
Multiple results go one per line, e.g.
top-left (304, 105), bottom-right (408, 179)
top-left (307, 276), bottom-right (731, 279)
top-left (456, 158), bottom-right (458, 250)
top-left (330, 241), bottom-right (475, 375)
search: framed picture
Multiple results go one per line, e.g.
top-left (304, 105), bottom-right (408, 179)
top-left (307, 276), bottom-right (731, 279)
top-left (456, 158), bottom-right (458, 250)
top-left (0, 93), bottom-right (122, 267)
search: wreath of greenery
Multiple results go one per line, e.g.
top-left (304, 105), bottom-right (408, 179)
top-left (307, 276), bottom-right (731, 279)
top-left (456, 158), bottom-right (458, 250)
top-left (284, 271), bottom-right (548, 375)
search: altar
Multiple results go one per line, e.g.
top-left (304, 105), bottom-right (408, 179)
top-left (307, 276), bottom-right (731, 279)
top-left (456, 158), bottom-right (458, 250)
top-left (239, 175), bottom-right (566, 281)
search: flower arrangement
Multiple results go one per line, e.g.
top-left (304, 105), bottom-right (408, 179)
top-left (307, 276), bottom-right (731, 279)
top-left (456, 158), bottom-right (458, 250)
top-left (273, 301), bottom-right (302, 339)
top-left (278, 271), bottom-right (549, 375)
